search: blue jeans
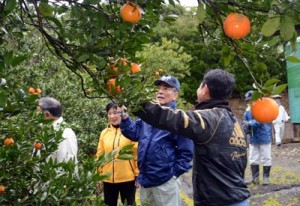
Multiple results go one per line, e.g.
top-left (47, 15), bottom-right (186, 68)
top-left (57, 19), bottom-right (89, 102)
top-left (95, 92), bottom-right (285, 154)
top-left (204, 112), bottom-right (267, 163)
top-left (225, 199), bottom-right (249, 206)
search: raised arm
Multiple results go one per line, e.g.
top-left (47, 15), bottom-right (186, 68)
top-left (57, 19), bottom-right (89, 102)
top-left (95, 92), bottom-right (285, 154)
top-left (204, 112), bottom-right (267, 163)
top-left (120, 116), bottom-right (143, 142)
top-left (134, 101), bottom-right (215, 142)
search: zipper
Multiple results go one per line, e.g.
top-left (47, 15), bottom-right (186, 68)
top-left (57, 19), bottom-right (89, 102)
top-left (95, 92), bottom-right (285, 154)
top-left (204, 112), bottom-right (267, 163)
top-left (112, 128), bottom-right (117, 183)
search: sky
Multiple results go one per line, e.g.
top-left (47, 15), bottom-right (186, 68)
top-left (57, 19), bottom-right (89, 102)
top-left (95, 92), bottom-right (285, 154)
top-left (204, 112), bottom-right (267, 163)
top-left (178, 0), bottom-right (198, 7)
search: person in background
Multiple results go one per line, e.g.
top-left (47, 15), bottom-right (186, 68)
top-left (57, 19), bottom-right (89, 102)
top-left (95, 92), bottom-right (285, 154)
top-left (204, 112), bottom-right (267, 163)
top-left (96, 102), bottom-right (138, 206)
top-left (129, 69), bottom-right (250, 206)
top-left (37, 97), bottom-right (78, 163)
top-left (120, 75), bottom-right (193, 206)
top-left (271, 95), bottom-right (290, 147)
top-left (243, 90), bottom-right (272, 186)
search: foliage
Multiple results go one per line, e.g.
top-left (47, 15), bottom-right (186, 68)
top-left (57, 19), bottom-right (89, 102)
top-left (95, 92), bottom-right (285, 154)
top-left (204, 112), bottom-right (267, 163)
top-left (196, 0), bottom-right (300, 98)
top-left (0, 80), bottom-right (135, 204)
top-left (136, 37), bottom-right (192, 78)
top-left (153, 2), bottom-right (296, 102)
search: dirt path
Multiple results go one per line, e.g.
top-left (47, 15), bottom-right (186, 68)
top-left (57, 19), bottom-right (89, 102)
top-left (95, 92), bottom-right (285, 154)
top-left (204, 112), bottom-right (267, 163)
top-left (180, 143), bottom-right (300, 206)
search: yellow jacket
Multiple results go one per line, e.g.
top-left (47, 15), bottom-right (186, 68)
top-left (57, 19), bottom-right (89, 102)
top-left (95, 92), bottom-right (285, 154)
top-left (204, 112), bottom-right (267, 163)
top-left (96, 125), bottom-right (139, 183)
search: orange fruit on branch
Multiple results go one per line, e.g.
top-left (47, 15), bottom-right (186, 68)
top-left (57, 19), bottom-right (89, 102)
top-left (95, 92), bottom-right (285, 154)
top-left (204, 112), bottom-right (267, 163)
top-left (28, 87), bottom-right (36, 94)
top-left (34, 142), bottom-right (43, 150)
top-left (4, 137), bottom-right (14, 147)
top-left (223, 13), bottom-right (251, 40)
top-left (107, 78), bottom-right (121, 94)
top-left (131, 63), bottom-right (141, 73)
top-left (107, 63), bottom-right (118, 77)
top-left (36, 88), bottom-right (42, 95)
top-left (120, 2), bottom-right (142, 24)
top-left (251, 97), bottom-right (279, 123)
top-left (0, 185), bottom-right (5, 194)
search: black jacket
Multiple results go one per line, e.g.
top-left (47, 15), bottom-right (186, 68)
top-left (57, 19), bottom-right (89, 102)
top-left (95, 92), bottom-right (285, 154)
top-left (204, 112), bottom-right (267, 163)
top-left (135, 100), bottom-right (250, 206)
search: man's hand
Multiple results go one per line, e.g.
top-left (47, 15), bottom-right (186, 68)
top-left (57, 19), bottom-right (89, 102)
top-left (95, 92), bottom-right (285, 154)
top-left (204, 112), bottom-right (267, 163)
top-left (119, 105), bottom-right (129, 119)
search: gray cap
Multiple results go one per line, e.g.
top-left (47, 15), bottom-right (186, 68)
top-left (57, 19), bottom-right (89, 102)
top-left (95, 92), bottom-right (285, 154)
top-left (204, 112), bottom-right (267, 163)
top-left (244, 90), bottom-right (253, 101)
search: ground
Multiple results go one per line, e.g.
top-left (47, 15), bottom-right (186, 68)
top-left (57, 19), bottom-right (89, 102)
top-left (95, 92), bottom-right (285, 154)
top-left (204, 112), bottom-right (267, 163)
top-left (179, 142), bottom-right (300, 206)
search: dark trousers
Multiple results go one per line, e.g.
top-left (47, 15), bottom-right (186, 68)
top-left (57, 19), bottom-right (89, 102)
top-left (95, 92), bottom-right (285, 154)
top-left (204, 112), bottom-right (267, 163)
top-left (103, 181), bottom-right (136, 206)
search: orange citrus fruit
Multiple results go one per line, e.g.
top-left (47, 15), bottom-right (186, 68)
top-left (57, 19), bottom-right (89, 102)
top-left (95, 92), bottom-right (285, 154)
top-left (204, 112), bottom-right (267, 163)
top-left (223, 13), bottom-right (251, 40)
top-left (4, 138), bottom-right (14, 147)
top-left (28, 87), bottom-right (36, 94)
top-left (131, 63), bottom-right (141, 73)
top-left (36, 88), bottom-right (42, 94)
top-left (120, 2), bottom-right (142, 24)
top-left (251, 97), bottom-right (279, 123)
top-left (107, 78), bottom-right (121, 94)
top-left (0, 185), bottom-right (5, 194)
top-left (34, 142), bottom-right (43, 150)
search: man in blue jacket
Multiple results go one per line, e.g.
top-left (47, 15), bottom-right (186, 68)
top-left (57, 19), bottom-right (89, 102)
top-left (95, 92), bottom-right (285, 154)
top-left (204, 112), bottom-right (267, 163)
top-left (120, 75), bottom-right (193, 206)
top-left (243, 90), bottom-right (272, 185)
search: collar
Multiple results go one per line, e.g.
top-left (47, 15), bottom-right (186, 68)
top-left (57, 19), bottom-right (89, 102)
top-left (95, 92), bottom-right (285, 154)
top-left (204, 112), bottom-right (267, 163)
top-left (52, 117), bottom-right (64, 131)
top-left (166, 100), bottom-right (177, 109)
top-left (195, 99), bottom-right (231, 112)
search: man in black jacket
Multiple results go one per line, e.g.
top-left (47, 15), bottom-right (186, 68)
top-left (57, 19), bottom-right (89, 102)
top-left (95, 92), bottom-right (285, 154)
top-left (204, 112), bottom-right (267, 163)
top-left (133, 69), bottom-right (250, 206)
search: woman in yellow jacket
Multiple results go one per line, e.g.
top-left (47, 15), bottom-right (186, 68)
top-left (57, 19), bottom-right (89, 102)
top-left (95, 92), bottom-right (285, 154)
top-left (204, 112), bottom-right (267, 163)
top-left (96, 102), bottom-right (139, 206)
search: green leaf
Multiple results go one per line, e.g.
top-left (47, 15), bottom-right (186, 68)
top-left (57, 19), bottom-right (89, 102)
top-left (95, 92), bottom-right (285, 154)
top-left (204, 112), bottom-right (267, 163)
top-left (286, 56), bottom-right (300, 63)
top-left (197, 3), bottom-right (206, 24)
top-left (280, 15), bottom-right (295, 41)
top-left (261, 17), bottom-right (280, 37)
top-left (118, 154), bottom-right (134, 160)
top-left (39, 3), bottom-right (54, 17)
top-left (272, 84), bottom-right (287, 95)
top-left (4, 0), bottom-right (17, 14)
top-left (48, 17), bottom-right (63, 34)
top-left (290, 30), bottom-right (298, 52)
top-left (263, 79), bottom-right (280, 87)
top-left (120, 144), bottom-right (134, 151)
top-left (251, 91), bottom-right (263, 101)
top-left (77, 53), bottom-right (90, 62)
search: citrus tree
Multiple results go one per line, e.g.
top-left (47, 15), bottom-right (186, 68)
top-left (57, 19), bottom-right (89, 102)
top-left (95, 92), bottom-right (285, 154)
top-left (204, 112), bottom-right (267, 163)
top-left (0, 0), bottom-right (181, 204)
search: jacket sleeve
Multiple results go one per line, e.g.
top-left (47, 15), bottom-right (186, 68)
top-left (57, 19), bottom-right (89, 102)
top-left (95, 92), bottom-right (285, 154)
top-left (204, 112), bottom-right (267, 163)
top-left (120, 116), bottom-right (143, 142)
top-left (173, 136), bottom-right (193, 177)
top-left (134, 101), bottom-right (211, 141)
top-left (244, 111), bottom-right (262, 128)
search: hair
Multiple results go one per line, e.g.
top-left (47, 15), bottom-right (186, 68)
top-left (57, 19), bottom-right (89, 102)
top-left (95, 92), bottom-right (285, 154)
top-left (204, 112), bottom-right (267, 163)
top-left (202, 69), bottom-right (235, 100)
top-left (105, 102), bottom-right (118, 113)
top-left (38, 97), bottom-right (62, 117)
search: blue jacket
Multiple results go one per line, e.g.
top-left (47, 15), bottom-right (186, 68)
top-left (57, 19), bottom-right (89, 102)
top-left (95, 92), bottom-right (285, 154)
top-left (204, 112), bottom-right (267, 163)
top-left (120, 101), bottom-right (193, 188)
top-left (243, 107), bottom-right (272, 145)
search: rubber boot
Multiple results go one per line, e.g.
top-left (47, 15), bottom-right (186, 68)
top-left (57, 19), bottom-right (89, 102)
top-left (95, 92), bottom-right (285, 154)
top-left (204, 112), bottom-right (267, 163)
top-left (246, 165), bottom-right (259, 185)
top-left (262, 166), bottom-right (271, 186)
